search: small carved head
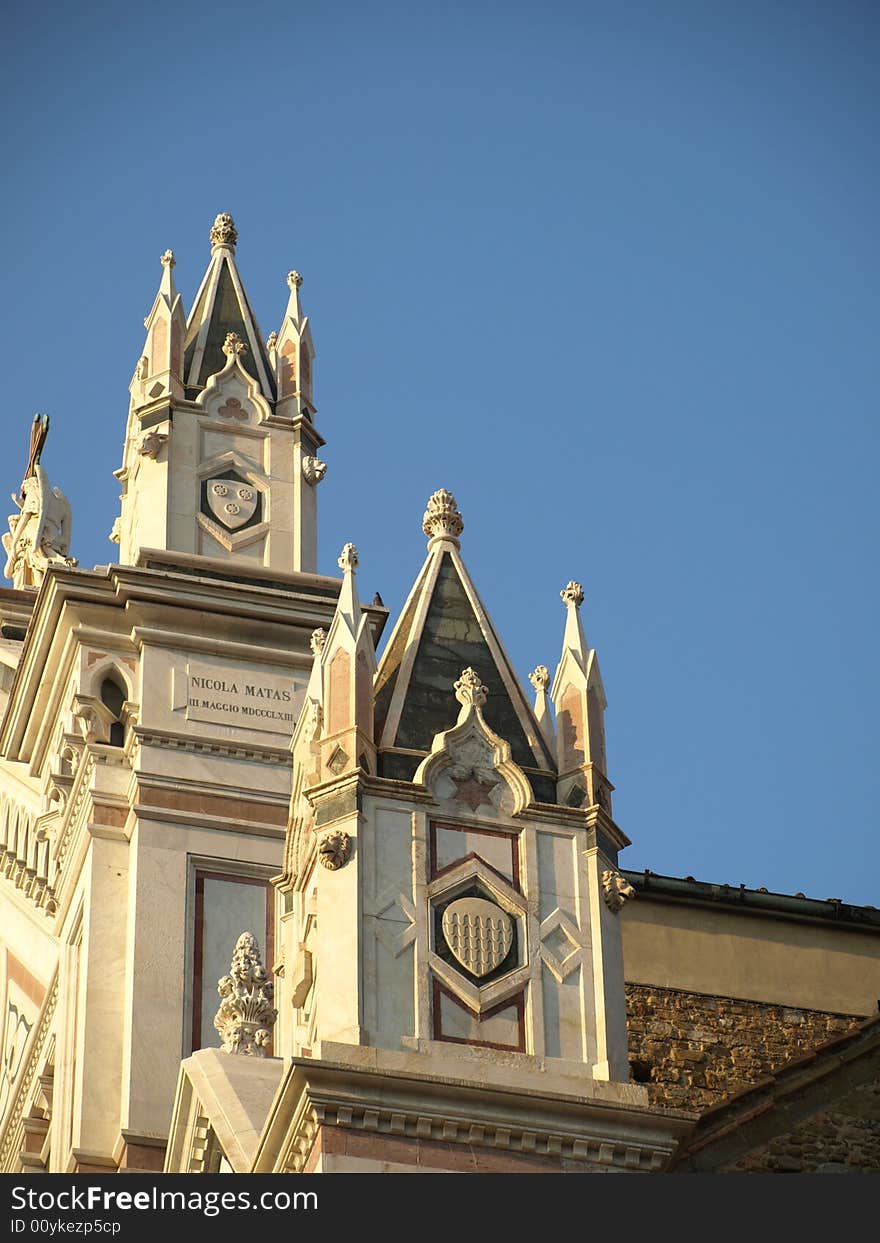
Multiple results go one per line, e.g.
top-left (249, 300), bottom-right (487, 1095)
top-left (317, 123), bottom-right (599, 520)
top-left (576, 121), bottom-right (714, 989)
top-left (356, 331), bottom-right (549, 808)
top-left (318, 830), bottom-right (350, 870)
top-left (602, 869), bottom-right (636, 913)
top-left (302, 456), bottom-right (327, 486)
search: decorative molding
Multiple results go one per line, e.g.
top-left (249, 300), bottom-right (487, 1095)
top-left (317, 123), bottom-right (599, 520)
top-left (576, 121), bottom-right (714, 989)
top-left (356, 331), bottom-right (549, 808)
top-left (133, 728), bottom-right (291, 765)
top-left (415, 669), bottom-right (533, 817)
top-left (273, 1066), bottom-right (676, 1174)
top-left (214, 933), bottom-right (277, 1056)
top-left (0, 976), bottom-right (58, 1171)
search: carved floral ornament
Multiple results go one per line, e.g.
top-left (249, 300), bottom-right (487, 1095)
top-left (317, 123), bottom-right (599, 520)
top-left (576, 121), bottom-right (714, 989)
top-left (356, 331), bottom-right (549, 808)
top-left (210, 213), bottom-right (238, 248)
top-left (454, 667), bottom-right (488, 709)
top-left (338, 542), bottom-right (358, 573)
top-left (214, 932), bottom-right (277, 1056)
top-left (422, 489), bottom-right (464, 542)
top-left (160, 249), bottom-right (175, 268)
top-left (287, 270), bottom-right (303, 289)
top-left (602, 869), bottom-right (635, 913)
top-left (222, 332), bottom-right (247, 358)
top-left (529, 665), bottom-right (550, 692)
top-left (561, 581), bottom-right (585, 608)
top-left (310, 627), bottom-right (327, 655)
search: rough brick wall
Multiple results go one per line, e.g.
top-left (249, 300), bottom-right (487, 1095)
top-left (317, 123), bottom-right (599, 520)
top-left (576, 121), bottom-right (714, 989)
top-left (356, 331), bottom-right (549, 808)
top-left (625, 984), bottom-right (861, 1112)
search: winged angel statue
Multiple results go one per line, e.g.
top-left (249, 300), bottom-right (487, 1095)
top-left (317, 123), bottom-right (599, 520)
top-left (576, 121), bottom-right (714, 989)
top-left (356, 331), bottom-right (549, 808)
top-left (2, 415), bottom-right (77, 590)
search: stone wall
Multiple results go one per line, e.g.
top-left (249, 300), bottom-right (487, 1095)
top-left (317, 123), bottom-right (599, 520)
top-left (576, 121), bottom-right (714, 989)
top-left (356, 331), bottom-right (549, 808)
top-left (731, 1073), bottom-right (880, 1172)
top-left (625, 984), bottom-right (861, 1112)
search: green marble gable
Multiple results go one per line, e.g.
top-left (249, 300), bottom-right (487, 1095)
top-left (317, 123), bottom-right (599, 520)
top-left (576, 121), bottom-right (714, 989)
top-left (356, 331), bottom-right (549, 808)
top-left (393, 554), bottom-right (543, 770)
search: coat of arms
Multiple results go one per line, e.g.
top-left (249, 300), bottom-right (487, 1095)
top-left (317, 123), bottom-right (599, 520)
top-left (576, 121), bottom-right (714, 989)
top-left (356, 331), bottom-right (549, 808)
top-left (441, 896), bottom-right (513, 978)
top-left (205, 477), bottom-right (259, 531)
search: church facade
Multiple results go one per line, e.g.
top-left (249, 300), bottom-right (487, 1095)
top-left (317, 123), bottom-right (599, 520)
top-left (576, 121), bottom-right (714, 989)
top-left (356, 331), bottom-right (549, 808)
top-left (1, 217), bottom-right (877, 1175)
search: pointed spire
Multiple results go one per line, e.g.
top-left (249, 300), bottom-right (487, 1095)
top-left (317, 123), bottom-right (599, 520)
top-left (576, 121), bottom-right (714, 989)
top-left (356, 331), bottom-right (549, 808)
top-left (529, 665), bottom-right (555, 748)
top-left (274, 268), bottom-right (315, 418)
top-left (336, 542), bottom-right (362, 632)
top-left (560, 580), bottom-right (589, 667)
top-left (131, 249), bottom-right (186, 408)
top-left (374, 491), bottom-right (556, 793)
top-left (182, 213), bottom-right (275, 398)
top-left (159, 249), bottom-right (177, 299)
top-left (284, 270), bottom-right (304, 327)
top-left (551, 578), bottom-right (611, 812)
top-left (317, 543), bottom-right (377, 779)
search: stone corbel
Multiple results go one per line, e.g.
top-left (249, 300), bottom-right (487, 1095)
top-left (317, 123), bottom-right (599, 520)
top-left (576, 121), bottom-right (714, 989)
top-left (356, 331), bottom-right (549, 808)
top-left (290, 946), bottom-right (314, 1008)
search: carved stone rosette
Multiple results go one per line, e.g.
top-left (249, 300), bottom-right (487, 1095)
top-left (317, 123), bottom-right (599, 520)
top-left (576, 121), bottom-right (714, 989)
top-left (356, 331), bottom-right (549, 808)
top-left (214, 932), bottom-right (277, 1056)
top-left (422, 489), bottom-right (464, 542)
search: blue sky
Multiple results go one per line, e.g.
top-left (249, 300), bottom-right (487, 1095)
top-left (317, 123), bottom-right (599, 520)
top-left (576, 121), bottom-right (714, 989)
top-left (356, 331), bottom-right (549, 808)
top-left (3, 2), bottom-right (878, 903)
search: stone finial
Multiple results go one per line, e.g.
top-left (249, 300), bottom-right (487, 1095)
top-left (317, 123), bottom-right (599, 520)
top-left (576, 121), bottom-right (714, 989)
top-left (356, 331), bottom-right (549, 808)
top-left (210, 213), bottom-right (238, 248)
top-left (222, 331), bottom-right (247, 357)
top-left (338, 542), bottom-right (358, 573)
top-left (422, 489), bottom-right (464, 542)
top-left (561, 581), bottom-right (585, 608)
top-left (310, 627), bottom-right (327, 655)
top-left (287, 270), bottom-right (303, 289)
top-left (454, 667), bottom-right (488, 710)
top-left (214, 932), bottom-right (277, 1056)
top-left (160, 249), bottom-right (175, 268)
top-left (266, 331), bottom-right (278, 351)
top-left (529, 665), bottom-right (550, 692)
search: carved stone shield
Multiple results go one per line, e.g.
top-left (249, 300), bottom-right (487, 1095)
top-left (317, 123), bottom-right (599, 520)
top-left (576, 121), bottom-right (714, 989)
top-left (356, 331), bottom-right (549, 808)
top-left (441, 897), bottom-right (513, 978)
top-left (206, 478), bottom-right (258, 530)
